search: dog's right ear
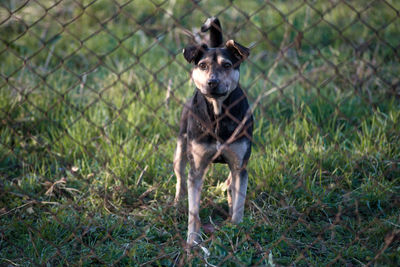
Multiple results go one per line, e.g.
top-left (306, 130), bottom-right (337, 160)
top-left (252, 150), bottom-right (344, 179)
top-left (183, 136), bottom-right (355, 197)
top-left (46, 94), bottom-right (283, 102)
top-left (183, 44), bottom-right (208, 64)
top-left (226, 40), bottom-right (250, 61)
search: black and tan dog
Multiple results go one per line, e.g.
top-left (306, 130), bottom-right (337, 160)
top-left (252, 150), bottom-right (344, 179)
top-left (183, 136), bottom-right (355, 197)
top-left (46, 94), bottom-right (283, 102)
top-left (174, 17), bottom-right (253, 246)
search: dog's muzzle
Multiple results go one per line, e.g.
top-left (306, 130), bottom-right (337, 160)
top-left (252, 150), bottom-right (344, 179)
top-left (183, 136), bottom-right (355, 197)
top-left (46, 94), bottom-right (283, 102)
top-left (205, 79), bottom-right (228, 98)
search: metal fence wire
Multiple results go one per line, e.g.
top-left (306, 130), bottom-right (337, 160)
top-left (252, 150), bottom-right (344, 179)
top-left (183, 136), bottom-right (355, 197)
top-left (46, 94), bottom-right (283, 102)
top-left (1, 0), bottom-right (399, 266)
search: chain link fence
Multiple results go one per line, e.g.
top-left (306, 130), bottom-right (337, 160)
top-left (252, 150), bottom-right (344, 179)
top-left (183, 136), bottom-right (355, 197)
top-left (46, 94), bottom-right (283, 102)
top-left (1, 0), bottom-right (399, 265)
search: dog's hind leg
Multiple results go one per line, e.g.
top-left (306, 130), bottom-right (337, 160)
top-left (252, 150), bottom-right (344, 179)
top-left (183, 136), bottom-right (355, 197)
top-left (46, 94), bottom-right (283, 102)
top-left (174, 105), bottom-right (190, 205)
top-left (226, 172), bottom-right (233, 216)
top-left (174, 137), bottom-right (187, 205)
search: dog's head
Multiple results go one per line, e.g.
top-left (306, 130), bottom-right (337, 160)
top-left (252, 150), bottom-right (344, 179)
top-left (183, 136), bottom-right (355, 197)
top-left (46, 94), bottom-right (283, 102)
top-left (183, 18), bottom-right (250, 99)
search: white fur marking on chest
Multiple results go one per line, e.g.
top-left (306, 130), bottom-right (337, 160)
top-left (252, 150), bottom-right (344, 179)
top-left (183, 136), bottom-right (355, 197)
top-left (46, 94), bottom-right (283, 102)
top-left (206, 97), bottom-right (222, 115)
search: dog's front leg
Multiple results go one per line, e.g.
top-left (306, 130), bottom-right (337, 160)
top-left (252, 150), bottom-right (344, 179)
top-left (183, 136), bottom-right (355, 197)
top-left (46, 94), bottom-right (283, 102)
top-left (186, 141), bottom-right (213, 246)
top-left (230, 168), bottom-right (248, 224)
top-left (225, 140), bottom-right (250, 224)
top-left (187, 167), bottom-right (205, 246)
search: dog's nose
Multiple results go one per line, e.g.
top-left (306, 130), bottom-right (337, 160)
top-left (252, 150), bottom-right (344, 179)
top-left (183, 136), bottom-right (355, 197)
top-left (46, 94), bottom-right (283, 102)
top-left (207, 79), bottom-right (219, 88)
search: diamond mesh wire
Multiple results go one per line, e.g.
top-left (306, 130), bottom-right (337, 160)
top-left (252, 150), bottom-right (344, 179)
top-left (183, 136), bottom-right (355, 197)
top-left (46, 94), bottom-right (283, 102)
top-left (0, 0), bottom-right (399, 266)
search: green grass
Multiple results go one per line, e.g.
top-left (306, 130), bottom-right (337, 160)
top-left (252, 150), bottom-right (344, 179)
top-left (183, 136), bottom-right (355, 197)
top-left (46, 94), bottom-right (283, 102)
top-left (1, 0), bottom-right (400, 266)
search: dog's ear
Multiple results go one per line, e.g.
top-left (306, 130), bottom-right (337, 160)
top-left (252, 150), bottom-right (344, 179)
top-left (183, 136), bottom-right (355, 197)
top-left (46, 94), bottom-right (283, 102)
top-left (183, 44), bottom-right (208, 64)
top-left (201, 17), bottom-right (223, 48)
top-left (226, 40), bottom-right (250, 62)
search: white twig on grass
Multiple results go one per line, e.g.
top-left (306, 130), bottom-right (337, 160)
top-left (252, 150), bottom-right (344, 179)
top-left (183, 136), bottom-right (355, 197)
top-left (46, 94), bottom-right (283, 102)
top-left (0, 258), bottom-right (19, 266)
top-left (266, 251), bottom-right (276, 267)
top-left (0, 200), bottom-right (59, 217)
top-left (188, 232), bottom-right (217, 267)
top-left (136, 165), bottom-right (148, 186)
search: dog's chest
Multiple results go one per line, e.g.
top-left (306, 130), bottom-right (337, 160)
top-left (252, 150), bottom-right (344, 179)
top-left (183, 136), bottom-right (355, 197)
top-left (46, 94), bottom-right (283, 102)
top-left (213, 117), bottom-right (238, 140)
top-left (188, 89), bottom-right (250, 142)
top-left (191, 111), bottom-right (239, 143)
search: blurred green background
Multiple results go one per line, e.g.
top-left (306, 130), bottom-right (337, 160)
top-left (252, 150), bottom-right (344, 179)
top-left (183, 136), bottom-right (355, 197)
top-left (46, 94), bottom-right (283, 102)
top-left (1, 0), bottom-right (399, 265)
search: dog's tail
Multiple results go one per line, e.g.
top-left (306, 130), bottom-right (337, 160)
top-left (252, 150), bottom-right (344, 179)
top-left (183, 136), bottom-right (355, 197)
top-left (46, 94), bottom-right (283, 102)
top-left (201, 17), bottom-right (223, 48)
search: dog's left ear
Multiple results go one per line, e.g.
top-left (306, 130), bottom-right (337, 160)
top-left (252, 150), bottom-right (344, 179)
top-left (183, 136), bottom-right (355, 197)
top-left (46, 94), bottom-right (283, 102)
top-left (183, 44), bottom-right (208, 64)
top-left (226, 40), bottom-right (250, 62)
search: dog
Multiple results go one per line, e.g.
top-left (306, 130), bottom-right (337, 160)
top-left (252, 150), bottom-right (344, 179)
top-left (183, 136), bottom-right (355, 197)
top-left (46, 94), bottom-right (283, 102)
top-left (174, 17), bottom-right (253, 246)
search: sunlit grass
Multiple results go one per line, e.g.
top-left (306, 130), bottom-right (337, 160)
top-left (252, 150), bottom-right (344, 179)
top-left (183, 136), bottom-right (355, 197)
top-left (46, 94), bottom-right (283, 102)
top-left (1, 0), bottom-right (399, 265)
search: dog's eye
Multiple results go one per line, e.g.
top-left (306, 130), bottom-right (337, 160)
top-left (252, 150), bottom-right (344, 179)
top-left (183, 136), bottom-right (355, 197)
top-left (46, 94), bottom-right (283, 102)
top-left (198, 63), bottom-right (207, 70)
top-left (223, 63), bottom-right (232, 69)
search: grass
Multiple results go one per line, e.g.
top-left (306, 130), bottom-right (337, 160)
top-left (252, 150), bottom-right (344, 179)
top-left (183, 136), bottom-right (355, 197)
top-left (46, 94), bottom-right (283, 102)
top-left (1, 0), bottom-right (399, 266)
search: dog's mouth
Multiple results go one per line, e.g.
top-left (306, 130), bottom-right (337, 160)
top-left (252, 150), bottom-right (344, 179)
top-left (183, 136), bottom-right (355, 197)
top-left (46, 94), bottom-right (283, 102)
top-left (205, 91), bottom-right (228, 98)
